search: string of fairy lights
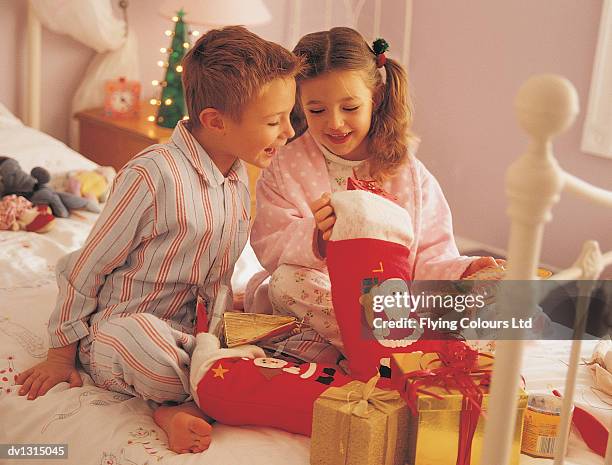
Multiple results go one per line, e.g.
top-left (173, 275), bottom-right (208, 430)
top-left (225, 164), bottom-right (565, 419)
top-left (147, 13), bottom-right (200, 125)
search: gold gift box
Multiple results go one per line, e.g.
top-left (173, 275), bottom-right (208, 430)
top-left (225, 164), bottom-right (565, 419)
top-left (311, 378), bottom-right (409, 465)
top-left (391, 352), bottom-right (527, 465)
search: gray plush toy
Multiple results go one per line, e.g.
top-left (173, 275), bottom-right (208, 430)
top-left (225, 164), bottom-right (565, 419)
top-left (0, 157), bottom-right (37, 195)
top-left (0, 156), bottom-right (100, 218)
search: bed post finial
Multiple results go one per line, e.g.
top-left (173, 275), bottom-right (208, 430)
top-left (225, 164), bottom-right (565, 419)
top-left (481, 75), bottom-right (579, 465)
top-left (515, 74), bottom-right (579, 150)
top-left (505, 74), bottom-right (579, 246)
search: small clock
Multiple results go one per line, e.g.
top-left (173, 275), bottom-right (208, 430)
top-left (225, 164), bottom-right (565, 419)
top-left (104, 77), bottom-right (141, 118)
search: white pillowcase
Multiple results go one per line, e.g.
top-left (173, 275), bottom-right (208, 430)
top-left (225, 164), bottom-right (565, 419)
top-left (0, 102), bottom-right (24, 128)
top-left (0, 104), bottom-right (97, 174)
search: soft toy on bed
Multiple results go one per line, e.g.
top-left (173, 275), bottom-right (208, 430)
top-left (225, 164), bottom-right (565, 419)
top-left (0, 156), bottom-right (100, 218)
top-left (0, 194), bottom-right (55, 233)
top-left (50, 166), bottom-right (116, 205)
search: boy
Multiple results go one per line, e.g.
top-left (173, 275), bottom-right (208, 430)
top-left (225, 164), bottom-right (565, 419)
top-left (16, 26), bottom-right (300, 454)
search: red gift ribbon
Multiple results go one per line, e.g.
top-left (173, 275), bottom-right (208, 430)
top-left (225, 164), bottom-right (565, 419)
top-left (395, 340), bottom-right (493, 465)
top-left (347, 170), bottom-right (398, 203)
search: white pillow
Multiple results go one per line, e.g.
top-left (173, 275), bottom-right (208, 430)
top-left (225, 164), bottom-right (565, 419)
top-left (0, 126), bottom-right (98, 174)
top-left (0, 102), bottom-right (24, 128)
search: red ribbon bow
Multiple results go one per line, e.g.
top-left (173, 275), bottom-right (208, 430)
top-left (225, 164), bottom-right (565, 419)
top-left (347, 171), bottom-right (398, 203)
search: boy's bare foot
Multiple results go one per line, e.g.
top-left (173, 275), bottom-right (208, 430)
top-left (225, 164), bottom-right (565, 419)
top-left (153, 402), bottom-right (213, 454)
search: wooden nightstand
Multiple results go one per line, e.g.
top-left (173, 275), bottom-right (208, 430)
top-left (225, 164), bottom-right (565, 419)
top-left (75, 104), bottom-right (261, 217)
top-left (75, 103), bottom-right (173, 171)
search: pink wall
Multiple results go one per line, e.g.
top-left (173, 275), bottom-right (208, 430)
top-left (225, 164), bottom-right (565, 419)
top-left (1, 0), bottom-right (610, 268)
top-left (410, 0), bottom-right (611, 268)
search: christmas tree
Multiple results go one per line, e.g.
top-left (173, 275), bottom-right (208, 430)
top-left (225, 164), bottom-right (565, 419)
top-left (155, 9), bottom-right (189, 128)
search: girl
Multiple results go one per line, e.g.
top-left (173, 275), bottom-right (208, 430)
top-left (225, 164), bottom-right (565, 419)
top-left (245, 27), bottom-right (495, 364)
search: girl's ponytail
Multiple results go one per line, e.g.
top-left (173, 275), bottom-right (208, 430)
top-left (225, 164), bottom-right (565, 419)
top-left (367, 56), bottom-right (416, 181)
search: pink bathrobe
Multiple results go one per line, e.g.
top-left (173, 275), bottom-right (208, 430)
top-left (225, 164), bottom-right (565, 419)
top-left (245, 131), bottom-right (475, 313)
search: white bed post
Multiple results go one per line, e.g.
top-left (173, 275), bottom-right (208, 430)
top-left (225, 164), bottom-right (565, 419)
top-left (480, 75), bottom-right (579, 465)
top-left (26, 0), bottom-right (41, 130)
top-left (552, 241), bottom-right (604, 464)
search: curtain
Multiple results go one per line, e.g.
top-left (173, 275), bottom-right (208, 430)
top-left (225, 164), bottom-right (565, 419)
top-left (30, 0), bottom-right (140, 148)
top-left (581, 0), bottom-right (612, 159)
top-left (285, 0), bottom-right (412, 65)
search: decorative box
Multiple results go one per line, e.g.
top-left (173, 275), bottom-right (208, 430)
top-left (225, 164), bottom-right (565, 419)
top-left (311, 377), bottom-right (409, 465)
top-left (391, 351), bottom-right (527, 465)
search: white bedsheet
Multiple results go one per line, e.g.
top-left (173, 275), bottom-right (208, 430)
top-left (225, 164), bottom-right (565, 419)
top-left (0, 212), bottom-right (98, 290)
top-left (0, 106), bottom-right (607, 465)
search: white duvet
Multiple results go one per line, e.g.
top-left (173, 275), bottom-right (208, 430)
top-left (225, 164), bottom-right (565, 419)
top-left (0, 104), bottom-right (607, 465)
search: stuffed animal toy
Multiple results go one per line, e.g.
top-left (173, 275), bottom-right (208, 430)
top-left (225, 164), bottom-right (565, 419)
top-left (0, 195), bottom-right (55, 233)
top-left (50, 167), bottom-right (116, 204)
top-left (0, 156), bottom-right (100, 218)
top-left (18, 203), bottom-right (56, 232)
top-left (29, 166), bottom-right (100, 217)
top-left (0, 157), bottom-right (37, 195)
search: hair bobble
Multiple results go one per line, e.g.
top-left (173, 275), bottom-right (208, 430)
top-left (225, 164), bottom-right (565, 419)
top-left (372, 38), bottom-right (389, 68)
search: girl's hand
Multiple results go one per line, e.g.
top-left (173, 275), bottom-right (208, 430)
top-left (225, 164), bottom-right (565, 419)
top-left (310, 193), bottom-right (336, 241)
top-left (461, 256), bottom-right (499, 278)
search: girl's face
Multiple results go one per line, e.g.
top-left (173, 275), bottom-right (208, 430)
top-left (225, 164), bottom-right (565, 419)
top-left (299, 70), bottom-right (373, 161)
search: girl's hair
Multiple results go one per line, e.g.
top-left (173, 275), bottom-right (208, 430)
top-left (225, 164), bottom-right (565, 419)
top-left (291, 27), bottom-right (417, 181)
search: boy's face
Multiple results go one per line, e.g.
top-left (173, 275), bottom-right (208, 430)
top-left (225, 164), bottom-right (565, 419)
top-left (299, 70), bottom-right (373, 161)
top-left (223, 77), bottom-right (296, 169)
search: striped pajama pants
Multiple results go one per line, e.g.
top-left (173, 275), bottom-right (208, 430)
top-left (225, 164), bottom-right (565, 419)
top-left (265, 264), bottom-right (345, 366)
top-left (78, 313), bottom-right (196, 403)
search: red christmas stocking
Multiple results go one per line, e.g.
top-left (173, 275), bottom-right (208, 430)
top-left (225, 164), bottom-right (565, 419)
top-left (326, 190), bottom-right (438, 381)
top-left (190, 333), bottom-right (353, 436)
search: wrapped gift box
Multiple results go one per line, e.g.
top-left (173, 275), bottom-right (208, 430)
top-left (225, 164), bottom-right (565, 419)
top-left (311, 377), bottom-right (409, 465)
top-left (391, 350), bottom-right (527, 465)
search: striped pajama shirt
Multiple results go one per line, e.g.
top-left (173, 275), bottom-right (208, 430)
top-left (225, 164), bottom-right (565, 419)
top-left (48, 121), bottom-right (250, 403)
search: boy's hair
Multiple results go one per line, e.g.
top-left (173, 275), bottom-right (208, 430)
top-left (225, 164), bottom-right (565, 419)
top-left (182, 26), bottom-right (302, 125)
top-left (291, 27), bottom-right (418, 181)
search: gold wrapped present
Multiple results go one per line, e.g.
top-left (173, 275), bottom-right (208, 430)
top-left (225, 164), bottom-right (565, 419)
top-left (222, 312), bottom-right (298, 347)
top-left (391, 350), bottom-right (527, 465)
top-left (311, 375), bottom-right (409, 465)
